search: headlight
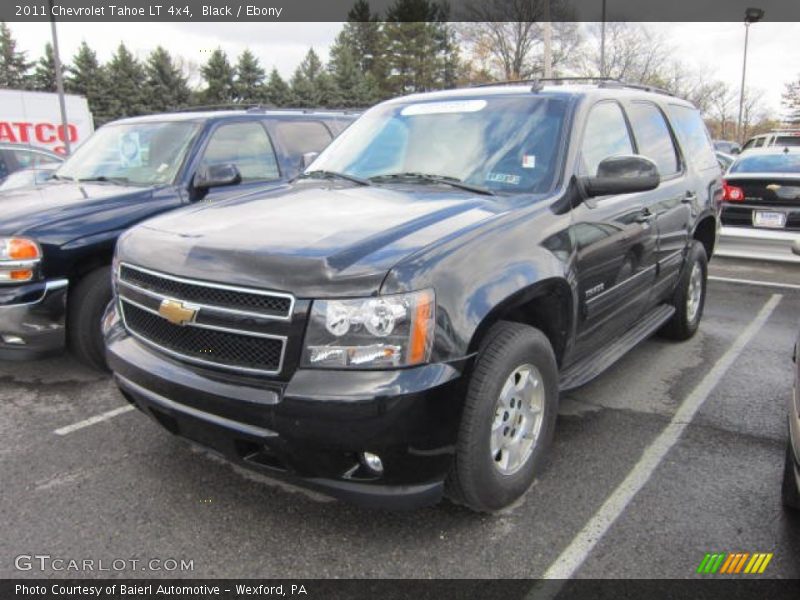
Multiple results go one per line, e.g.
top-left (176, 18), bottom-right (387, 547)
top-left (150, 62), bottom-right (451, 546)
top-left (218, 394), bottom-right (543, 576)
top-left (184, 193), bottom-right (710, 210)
top-left (303, 289), bottom-right (435, 368)
top-left (0, 237), bottom-right (42, 283)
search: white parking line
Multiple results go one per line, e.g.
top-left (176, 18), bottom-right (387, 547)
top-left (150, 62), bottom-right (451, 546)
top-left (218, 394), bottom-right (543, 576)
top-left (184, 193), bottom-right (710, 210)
top-left (540, 293), bottom-right (782, 581)
top-left (709, 275), bottom-right (800, 291)
top-left (54, 405), bottom-right (135, 436)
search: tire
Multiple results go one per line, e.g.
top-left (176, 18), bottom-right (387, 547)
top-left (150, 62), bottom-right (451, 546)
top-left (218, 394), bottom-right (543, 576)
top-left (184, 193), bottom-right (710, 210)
top-left (67, 266), bottom-right (112, 372)
top-left (781, 439), bottom-right (800, 510)
top-left (659, 240), bottom-right (707, 341)
top-left (446, 321), bottom-right (558, 512)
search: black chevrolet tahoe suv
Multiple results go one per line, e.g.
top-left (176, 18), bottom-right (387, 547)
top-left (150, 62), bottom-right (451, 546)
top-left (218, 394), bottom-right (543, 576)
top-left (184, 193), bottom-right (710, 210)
top-left (105, 82), bottom-right (721, 512)
top-left (0, 109), bottom-right (355, 369)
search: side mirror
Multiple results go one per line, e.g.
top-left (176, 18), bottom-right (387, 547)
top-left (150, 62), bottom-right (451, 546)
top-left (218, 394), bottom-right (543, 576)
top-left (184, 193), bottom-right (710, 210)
top-left (731, 148), bottom-right (741, 155)
top-left (581, 155), bottom-right (660, 198)
top-left (302, 152), bottom-right (319, 169)
top-left (194, 163), bottom-right (242, 190)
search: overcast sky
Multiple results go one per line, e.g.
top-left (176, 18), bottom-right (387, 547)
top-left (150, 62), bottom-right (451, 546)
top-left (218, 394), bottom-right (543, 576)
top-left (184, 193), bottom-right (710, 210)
top-left (8, 21), bottom-right (800, 116)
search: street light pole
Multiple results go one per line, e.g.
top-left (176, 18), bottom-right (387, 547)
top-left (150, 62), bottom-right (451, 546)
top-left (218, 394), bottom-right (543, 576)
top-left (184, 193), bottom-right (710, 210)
top-left (48, 0), bottom-right (71, 155)
top-left (543, 0), bottom-right (553, 78)
top-left (600, 0), bottom-right (607, 76)
top-left (736, 7), bottom-right (764, 144)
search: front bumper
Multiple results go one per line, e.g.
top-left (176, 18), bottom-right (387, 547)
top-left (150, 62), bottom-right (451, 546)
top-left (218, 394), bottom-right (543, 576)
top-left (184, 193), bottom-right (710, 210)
top-left (716, 225), bottom-right (800, 263)
top-left (106, 316), bottom-right (468, 509)
top-left (0, 279), bottom-right (69, 360)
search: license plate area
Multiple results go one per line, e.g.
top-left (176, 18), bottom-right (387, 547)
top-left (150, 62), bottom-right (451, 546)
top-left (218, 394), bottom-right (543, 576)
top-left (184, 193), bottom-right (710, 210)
top-left (753, 210), bottom-right (786, 229)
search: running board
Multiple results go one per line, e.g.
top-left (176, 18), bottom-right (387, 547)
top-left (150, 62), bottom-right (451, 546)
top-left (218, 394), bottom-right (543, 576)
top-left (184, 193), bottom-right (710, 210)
top-left (559, 304), bottom-right (676, 391)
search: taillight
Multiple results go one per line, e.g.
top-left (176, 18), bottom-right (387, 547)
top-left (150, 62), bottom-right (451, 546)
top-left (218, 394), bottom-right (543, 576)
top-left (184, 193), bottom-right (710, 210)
top-left (722, 181), bottom-right (745, 202)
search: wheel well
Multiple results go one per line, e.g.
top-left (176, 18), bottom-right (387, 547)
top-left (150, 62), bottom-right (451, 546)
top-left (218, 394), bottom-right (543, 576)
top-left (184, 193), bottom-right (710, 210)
top-left (693, 216), bottom-right (716, 261)
top-left (468, 281), bottom-right (572, 367)
top-left (67, 254), bottom-right (112, 286)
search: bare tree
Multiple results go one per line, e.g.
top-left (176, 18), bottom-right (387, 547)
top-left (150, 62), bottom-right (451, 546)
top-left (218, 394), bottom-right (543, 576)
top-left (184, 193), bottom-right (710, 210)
top-left (579, 22), bottom-right (671, 84)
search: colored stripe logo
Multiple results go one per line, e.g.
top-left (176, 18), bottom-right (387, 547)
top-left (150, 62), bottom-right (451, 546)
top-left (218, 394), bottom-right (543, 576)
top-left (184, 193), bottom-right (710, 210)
top-left (696, 552), bottom-right (773, 574)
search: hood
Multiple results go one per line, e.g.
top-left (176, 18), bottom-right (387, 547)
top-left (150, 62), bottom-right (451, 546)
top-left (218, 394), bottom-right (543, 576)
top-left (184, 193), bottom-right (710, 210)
top-left (0, 180), bottom-right (155, 241)
top-left (118, 181), bottom-right (505, 297)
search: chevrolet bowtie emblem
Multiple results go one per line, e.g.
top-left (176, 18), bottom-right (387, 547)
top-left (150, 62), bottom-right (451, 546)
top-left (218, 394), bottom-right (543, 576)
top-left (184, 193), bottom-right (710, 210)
top-left (766, 184), bottom-right (782, 191)
top-left (158, 298), bottom-right (197, 326)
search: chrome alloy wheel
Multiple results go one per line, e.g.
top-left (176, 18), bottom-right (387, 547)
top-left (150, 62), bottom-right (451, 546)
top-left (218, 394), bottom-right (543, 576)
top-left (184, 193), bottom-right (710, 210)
top-left (686, 262), bottom-right (704, 323)
top-left (490, 363), bottom-right (545, 475)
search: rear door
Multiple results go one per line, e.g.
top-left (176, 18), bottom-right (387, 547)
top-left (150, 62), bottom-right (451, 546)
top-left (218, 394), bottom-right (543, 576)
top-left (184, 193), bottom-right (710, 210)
top-left (626, 100), bottom-right (691, 301)
top-left (570, 100), bottom-right (658, 359)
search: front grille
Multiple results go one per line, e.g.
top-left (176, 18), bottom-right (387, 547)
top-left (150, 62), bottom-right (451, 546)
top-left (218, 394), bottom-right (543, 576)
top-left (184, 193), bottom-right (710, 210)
top-left (119, 264), bottom-right (292, 317)
top-left (121, 301), bottom-right (284, 373)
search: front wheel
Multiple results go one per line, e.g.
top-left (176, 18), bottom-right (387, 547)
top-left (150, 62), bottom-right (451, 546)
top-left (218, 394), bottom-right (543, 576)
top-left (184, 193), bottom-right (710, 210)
top-left (67, 266), bottom-right (112, 372)
top-left (446, 321), bottom-right (558, 512)
top-left (659, 240), bottom-right (707, 341)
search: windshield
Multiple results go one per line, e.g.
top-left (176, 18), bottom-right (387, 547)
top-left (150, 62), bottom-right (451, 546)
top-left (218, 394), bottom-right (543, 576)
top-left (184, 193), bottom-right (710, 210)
top-left (730, 153), bottom-right (800, 174)
top-left (308, 96), bottom-right (568, 194)
top-left (56, 121), bottom-right (200, 186)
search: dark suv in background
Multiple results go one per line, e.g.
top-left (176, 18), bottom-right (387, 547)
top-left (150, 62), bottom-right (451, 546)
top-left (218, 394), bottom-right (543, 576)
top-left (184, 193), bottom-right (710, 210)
top-left (106, 81), bottom-right (721, 512)
top-left (0, 108), bottom-right (355, 369)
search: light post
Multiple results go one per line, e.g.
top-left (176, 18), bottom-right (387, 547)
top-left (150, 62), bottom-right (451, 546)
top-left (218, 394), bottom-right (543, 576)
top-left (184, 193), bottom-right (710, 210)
top-left (736, 7), bottom-right (764, 144)
top-left (48, 0), bottom-right (71, 155)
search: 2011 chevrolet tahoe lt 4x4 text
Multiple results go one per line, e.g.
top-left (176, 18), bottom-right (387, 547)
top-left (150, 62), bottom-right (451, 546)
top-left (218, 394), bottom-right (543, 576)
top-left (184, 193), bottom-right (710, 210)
top-left (105, 82), bottom-right (721, 512)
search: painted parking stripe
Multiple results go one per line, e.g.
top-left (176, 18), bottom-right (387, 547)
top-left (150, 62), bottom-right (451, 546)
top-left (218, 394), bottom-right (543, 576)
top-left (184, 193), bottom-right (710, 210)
top-left (54, 405), bottom-right (135, 436)
top-left (539, 293), bottom-right (782, 581)
top-left (709, 275), bottom-right (800, 291)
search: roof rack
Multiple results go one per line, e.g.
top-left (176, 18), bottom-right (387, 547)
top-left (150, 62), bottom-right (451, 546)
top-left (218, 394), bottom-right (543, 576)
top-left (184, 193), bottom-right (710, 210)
top-left (471, 77), bottom-right (675, 97)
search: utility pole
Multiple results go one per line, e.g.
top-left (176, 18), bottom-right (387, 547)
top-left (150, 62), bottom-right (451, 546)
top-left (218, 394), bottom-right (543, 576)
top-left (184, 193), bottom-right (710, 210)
top-left (600, 0), bottom-right (607, 76)
top-left (48, 0), bottom-right (71, 155)
top-left (736, 7), bottom-right (765, 143)
top-left (543, 0), bottom-right (552, 78)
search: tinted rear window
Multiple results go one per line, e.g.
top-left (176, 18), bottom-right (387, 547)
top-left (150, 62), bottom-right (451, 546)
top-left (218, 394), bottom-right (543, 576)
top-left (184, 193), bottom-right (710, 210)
top-left (730, 153), bottom-right (800, 174)
top-left (666, 105), bottom-right (717, 171)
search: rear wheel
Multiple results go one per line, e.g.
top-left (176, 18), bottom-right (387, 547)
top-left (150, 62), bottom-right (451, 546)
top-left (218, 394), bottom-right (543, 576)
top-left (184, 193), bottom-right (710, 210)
top-left (67, 266), bottom-right (112, 372)
top-left (660, 240), bottom-right (707, 341)
top-left (446, 321), bottom-right (558, 512)
top-left (781, 439), bottom-right (800, 510)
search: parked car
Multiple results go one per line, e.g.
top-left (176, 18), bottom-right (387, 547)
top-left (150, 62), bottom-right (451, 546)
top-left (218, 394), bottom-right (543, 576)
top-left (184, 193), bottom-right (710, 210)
top-left (784, 247), bottom-right (800, 510)
top-left (0, 162), bottom-right (60, 191)
top-left (0, 143), bottom-right (63, 185)
top-left (716, 151), bottom-right (735, 172)
top-left (0, 108), bottom-right (356, 369)
top-left (714, 139), bottom-right (741, 155)
top-left (742, 130), bottom-right (800, 152)
top-left (105, 82), bottom-right (720, 512)
top-left (717, 147), bottom-right (800, 262)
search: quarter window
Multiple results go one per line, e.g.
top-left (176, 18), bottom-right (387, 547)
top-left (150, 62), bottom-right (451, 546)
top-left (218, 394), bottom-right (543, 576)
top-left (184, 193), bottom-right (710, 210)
top-left (580, 102), bottom-right (634, 176)
top-left (272, 121), bottom-right (333, 156)
top-left (201, 122), bottom-right (279, 182)
top-left (627, 102), bottom-right (680, 177)
top-left (666, 104), bottom-right (718, 171)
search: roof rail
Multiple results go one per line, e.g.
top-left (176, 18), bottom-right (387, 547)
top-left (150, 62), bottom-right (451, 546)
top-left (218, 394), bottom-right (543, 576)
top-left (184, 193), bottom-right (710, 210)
top-left (471, 76), bottom-right (675, 97)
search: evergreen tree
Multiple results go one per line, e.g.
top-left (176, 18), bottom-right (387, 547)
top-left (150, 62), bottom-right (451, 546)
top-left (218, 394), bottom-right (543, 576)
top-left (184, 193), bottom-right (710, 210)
top-left (200, 48), bottom-right (235, 105)
top-left (66, 41), bottom-right (112, 123)
top-left (264, 68), bottom-right (292, 106)
top-left (234, 49), bottom-right (265, 103)
top-left (32, 43), bottom-right (59, 92)
top-left (328, 45), bottom-right (377, 107)
top-left (144, 47), bottom-right (191, 112)
top-left (290, 48), bottom-right (324, 107)
top-left (106, 43), bottom-right (147, 118)
top-left (329, 1), bottom-right (387, 95)
top-left (315, 71), bottom-right (342, 108)
top-left (0, 22), bottom-right (33, 89)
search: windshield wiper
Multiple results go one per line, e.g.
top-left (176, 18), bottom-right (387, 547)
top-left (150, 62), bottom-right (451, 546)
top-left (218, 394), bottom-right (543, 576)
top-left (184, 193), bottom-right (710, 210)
top-left (369, 172), bottom-right (495, 196)
top-left (50, 174), bottom-right (74, 181)
top-left (300, 170), bottom-right (372, 186)
top-left (77, 176), bottom-right (130, 185)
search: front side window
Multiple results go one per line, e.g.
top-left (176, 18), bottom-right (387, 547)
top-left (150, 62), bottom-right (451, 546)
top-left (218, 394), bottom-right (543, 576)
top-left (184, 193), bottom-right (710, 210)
top-left (56, 121), bottom-right (200, 186)
top-left (200, 122), bottom-right (279, 182)
top-left (627, 102), bottom-right (680, 177)
top-left (580, 102), bottom-right (634, 176)
top-left (774, 135), bottom-right (800, 148)
top-left (273, 121), bottom-right (333, 156)
top-left (308, 96), bottom-right (568, 194)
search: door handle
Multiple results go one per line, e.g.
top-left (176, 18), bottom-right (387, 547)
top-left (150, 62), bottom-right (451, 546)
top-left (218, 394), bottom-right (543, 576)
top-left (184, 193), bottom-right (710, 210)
top-left (682, 191), bottom-right (698, 204)
top-left (634, 208), bottom-right (654, 223)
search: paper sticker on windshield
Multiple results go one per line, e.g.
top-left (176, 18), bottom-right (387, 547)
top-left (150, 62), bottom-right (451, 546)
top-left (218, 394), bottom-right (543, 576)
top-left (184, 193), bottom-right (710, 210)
top-left (401, 100), bottom-right (487, 116)
top-left (119, 132), bottom-right (142, 167)
top-left (487, 172), bottom-right (521, 186)
top-left (522, 155), bottom-right (536, 169)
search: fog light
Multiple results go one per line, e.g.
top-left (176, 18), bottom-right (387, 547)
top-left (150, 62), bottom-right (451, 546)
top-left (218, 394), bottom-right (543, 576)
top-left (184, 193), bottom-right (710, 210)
top-left (360, 452), bottom-right (384, 474)
top-left (2, 334), bottom-right (25, 345)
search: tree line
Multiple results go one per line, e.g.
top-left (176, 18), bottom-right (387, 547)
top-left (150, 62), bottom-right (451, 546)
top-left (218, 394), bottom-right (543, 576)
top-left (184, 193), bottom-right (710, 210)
top-left (1, 0), bottom-right (799, 139)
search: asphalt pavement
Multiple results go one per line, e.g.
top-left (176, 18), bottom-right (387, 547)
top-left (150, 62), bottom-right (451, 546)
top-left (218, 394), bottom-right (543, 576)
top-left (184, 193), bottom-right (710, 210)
top-left (1, 257), bottom-right (798, 579)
